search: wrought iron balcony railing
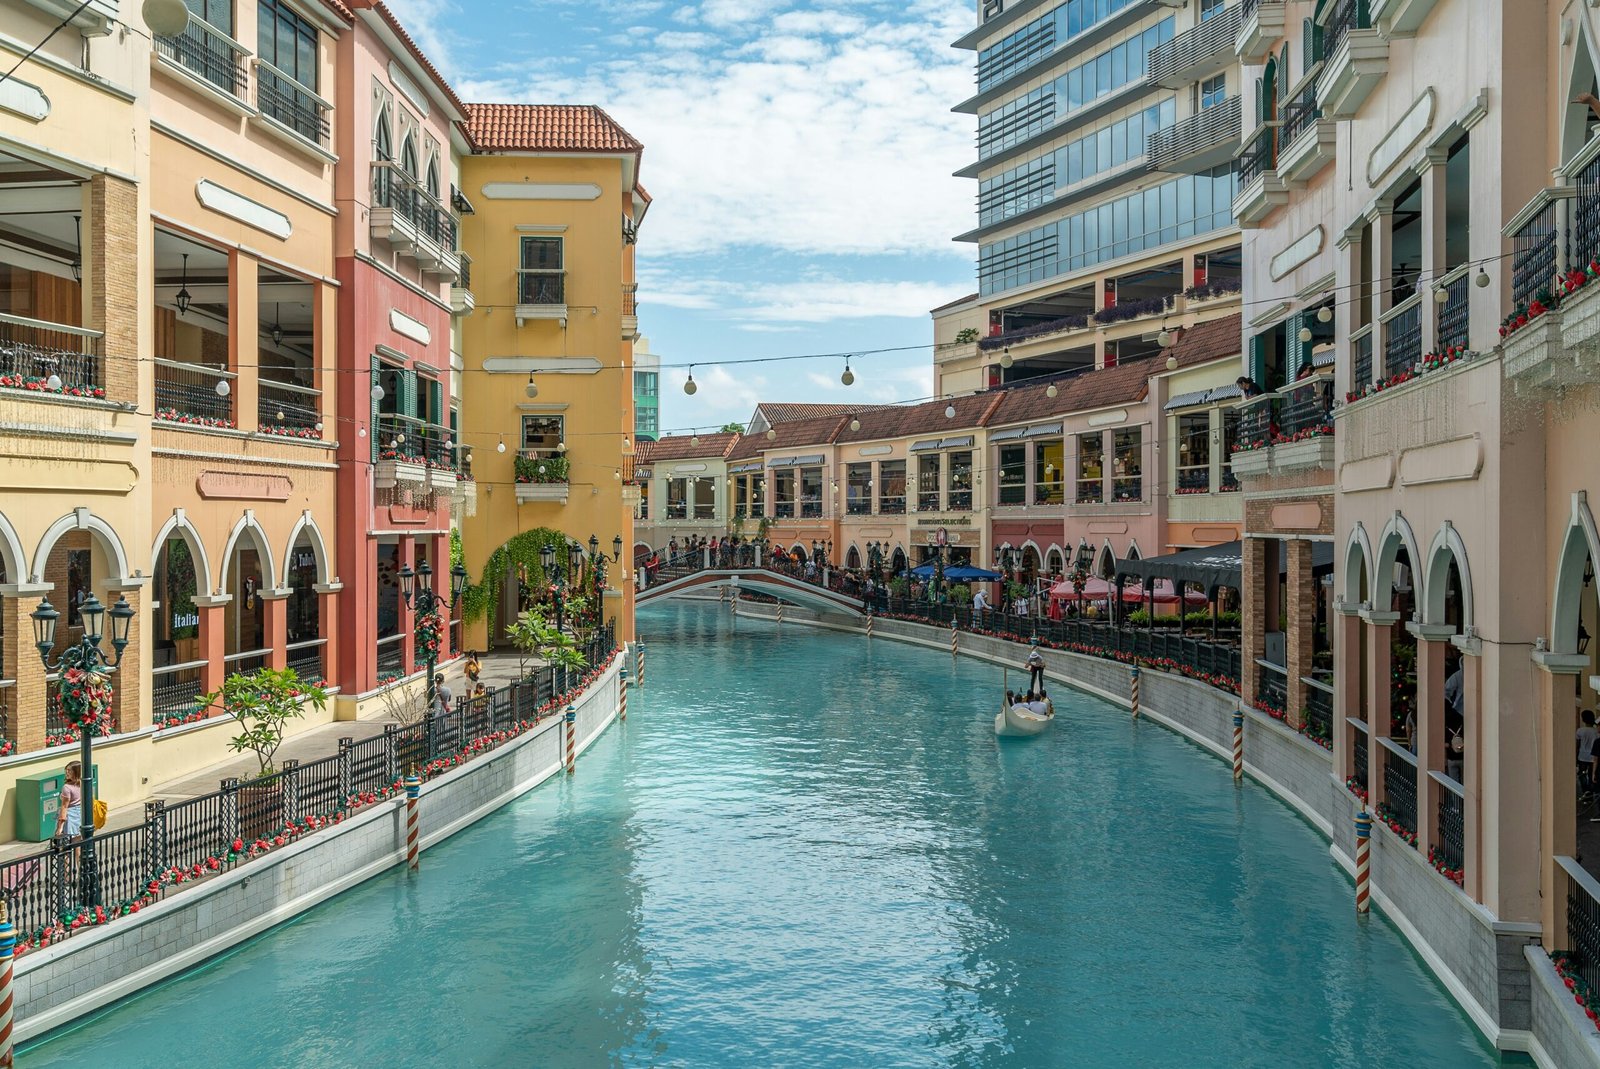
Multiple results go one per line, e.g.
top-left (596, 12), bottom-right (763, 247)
top-left (155, 15), bottom-right (248, 99)
top-left (254, 59), bottom-right (332, 147)
top-left (0, 311), bottom-right (105, 398)
top-left (1236, 124), bottom-right (1277, 186)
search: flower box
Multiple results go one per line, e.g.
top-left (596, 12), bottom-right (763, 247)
top-left (374, 458), bottom-right (428, 489)
top-left (428, 466), bottom-right (457, 492)
top-left (1562, 275), bottom-right (1600, 356)
top-left (1229, 446), bottom-right (1273, 478)
top-left (1501, 309), bottom-right (1562, 383)
top-left (1272, 435), bottom-right (1335, 472)
top-left (516, 481), bottom-right (570, 505)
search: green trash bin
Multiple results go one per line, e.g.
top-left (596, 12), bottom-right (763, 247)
top-left (16, 770), bottom-right (64, 843)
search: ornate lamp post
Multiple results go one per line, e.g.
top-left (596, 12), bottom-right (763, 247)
top-left (31, 591), bottom-right (135, 906)
top-left (539, 542), bottom-right (564, 632)
top-left (398, 560), bottom-right (470, 721)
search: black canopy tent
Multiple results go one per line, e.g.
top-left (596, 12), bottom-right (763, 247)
top-left (1111, 540), bottom-right (1336, 634)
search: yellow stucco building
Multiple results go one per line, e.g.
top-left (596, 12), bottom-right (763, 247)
top-left (456, 105), bottom-right (645, 648)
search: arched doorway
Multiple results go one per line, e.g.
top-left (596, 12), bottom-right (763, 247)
top-left (223, 525), bottom-right (270, 675)
top-left (890, 546), bottom-right (907, 577)
top-left (285, 530), bottom-right (323, 682)
top-left (845, 545), bottom-right (861, 570)
top-left (152, 533), bottom-right (203, 722)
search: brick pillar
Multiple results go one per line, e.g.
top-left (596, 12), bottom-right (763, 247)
top-left (260, 590), bottom-right (290, 670)
top-left (1285, 539), bottom-right (1316, 729)
top-left (1537, 655), bottom-right (1588, 949)
top-left (1410, 627), bottom-right (1452, 856)
top-left (87, 174), bottom-right (139, 405)
top-left (193, 595), bottom-right (232, 699)
top-left (399, 539), bottom-right (416, 677)
top-left (1, 584), bottom-right (54, 753)
top-left (1240, 537), bottom-right (1268, 706)
top-left (1363, 612), bottom-right (1399, 803)
top-left (316, 583), bottom-right (341, 691)
top-left (230, 252), bottom-right (259, 432)
top-left (104, 582), bottom-right (146, 733)
top-left (1334, 607), bottom-right (1363, 782)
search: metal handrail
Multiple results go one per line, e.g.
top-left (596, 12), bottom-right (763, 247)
top-left (152, 658), bottom-right (210, 675)
top-left (1376, 733), bottom-right (1418, 765)
top-left (0, 311), bottom-right (103, 339)
top-left (154, 357), bottom-right (235, 378)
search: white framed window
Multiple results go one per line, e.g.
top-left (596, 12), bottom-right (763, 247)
top-left (518, 237), bottom-right (565, 305)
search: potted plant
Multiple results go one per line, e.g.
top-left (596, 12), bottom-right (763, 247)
top-left (504, 606), bottom-right (588, 680)
top-left (200, 667), bottom-right (328, 837)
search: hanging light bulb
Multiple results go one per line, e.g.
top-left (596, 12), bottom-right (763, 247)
top-left (691, 434), bottom-right (700, 447)
top-left (557, 440), bottom-right (567, 452)
top-left (1317, 306), bottom-right (1333, 323)
top-left (215, 378), bottom-right (231, 398)
top-left (1298, 326), bottom-right (1313, 343)
top-left (143, 0), bottom-right (191, 36)
top-left (614, 469), bottom-right (621, 480)
top-left (841, 357), bottom-right (855, 386)
top-left (999, 349), bottom-right (1013, 369)
top-left (850, 418), bottom-right (861, 431)
top-left (623, 435), bottom-right (631, 449)
top-left (371, 383), bottom-right (385, 402)
top-left (497, 436), bottom-right (506, 454)
top-left (945, 404), bottom-right (956, 419)
top-left (525, 374), bottom-right (538, 399)
top-left (314, 421), bottom-right (324, 432)
top-left (359, 425), bottom-right (367, 438)
top-left (1433, 285), bottom-right (1450, 304)
top-left (276, 410), bottom-right (285, 421)
top-left (1475, 267), bottom-right (1490, 288)
top-left (1046, 383), bottom-right (1058, 398)
top-left (396, 433), bottom-right (406, 445)
top-left (684, 369), bottom-right (698, 395)
top-left (1157, 328), bottom-right (1172, 347)
top-left (1166, 355), bottom-right (1179, 371)
top-left (46, 373), bottom-right (62, 391)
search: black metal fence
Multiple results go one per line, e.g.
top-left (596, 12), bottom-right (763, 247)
top-left (1564, 861), bottom-right (1600, 1002)
top-left (0, 623), bottom-right (617, 948)
top-left (1382, 745), bottom-right (1419, 837)
top-left (1436, 781), bottom-right (1465, 874)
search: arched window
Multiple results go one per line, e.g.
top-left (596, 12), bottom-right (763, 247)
top-left (426, 156), bottom-right (440, 199)
top-left (1565, 27), bottom-right (1600, 166)
top-left (401, 135), bottom-right (418, 178)
top-left (1302, 18), bottom-right (1324, 68)
top-left (374, 106), bottom-right (392, 162)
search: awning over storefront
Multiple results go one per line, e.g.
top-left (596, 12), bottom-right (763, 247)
top-left (910, 439), bottom-right (942, 452)
top-left (1163, 383), bottom-right (1244, 411)
top-left (1113, 540), bottom-right (1334, 595)
top-left (729, 462), bottom-right (763, 473)
top-left (768, 454), bottom-right (825, 468)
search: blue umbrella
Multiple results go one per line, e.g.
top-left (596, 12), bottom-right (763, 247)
top-left (906, 563), bottom-right (1004, 581)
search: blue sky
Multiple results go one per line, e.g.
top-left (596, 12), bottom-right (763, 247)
top-left (394, 0), bottom-right (978, 433)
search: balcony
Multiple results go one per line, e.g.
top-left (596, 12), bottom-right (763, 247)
top-left (1317, 0), bottom-right (1388, 120)
top-left (258, 377), bottom-right (322, 440)
top-left (514, 272), bottom-right (566, 326)
top-left (1228, 380), bottom-right (1335, 478)
top-left (370, 163), bottom-right (460, 282)
top-left (155, 359), bottom-right (235, 429)
top-left (1371, 0), bottom-right (1441, 37)
top-left (1149, 5), bottom-right (1241, 90)
top-left (514, 449), bottom-right (570, 505)
top-left (153, 15), bottom-right (249, 105)
top-left (0, 312), bottom-right (106, 400)
top-left (373, 414), bottom-right (429, 488)
top-left (1232, 125), bottom-right (1287, 227)
top-left (1148, 96), bottom-right (1241, 175)
top-left (450, 254), bottom-right (475, 317)
top-left (251, 59), bottom-right (333, 157)
top-left (1276, 89), bottom-right (1335, 185)
top-left (621, 283), bottom-right (640, 340)
top-left (1236, 0), bottom-right (1286, 64)
top-left (22, 0), bottom-right (117, 35)
top-left (1380, 293), bottom-right (1422, 380)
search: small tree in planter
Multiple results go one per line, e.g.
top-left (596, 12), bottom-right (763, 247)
top-left (505, 606), bottom-right (588, 680)
top-left (200, 666), bottom-right (329, 778)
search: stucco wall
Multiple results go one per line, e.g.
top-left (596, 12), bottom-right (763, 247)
top-left (13, 657), bottom-right (623, 1042)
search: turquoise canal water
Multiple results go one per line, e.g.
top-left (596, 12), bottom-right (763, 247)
top-left (25, 601), bottom-right (1503, 1068)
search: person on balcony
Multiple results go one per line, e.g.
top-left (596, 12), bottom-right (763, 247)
top-left (1235, 375), bottom-right (1264, 398)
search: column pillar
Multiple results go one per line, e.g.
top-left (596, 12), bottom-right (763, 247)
top-left (1537, 653), bottom-right (1589, 948)
top-left (1363, 610), bottom-right (1399, 801)
top-left (259, 589), bottom-right (290, 671)
top-left (1336, 227), bottom-right (1367, 395)
top-left (193, 595), bottom-right (233, 699)
top-left (1368, 202), bottom-right (1395, 362)
top-left (1418, 148), bottom-right (1450, 356)
top-left (1334, 605), bottom-right (1364, 783)
top-left (399, 538), bottom-right (416, 677)
top-left (1460, 640), bottom-right (1484, 901)
top-left (315, 583), bottom-right (342, 690)
top-left (1409, 625), bottom-right (1454, 857)
top-left (103, 581), bottom-right (147, 733)
top-left (1285, 539), bottom-right (1316, 729)
top-left (229, 251), bottom-right (259, 433)
top-left (1241, 537), bottom-right (1268, 706)
top-left (1, 584), bottom-right (54, 753)
top-left (87, 174), bottom-right (139, 405)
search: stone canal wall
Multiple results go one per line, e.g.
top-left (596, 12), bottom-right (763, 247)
top-left (730, 601), bottom-right (1571, 1065)
top-left (13, 656), bottom-right (625, 1043)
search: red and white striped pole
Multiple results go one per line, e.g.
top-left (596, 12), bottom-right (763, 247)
top-left (865, 610), bottom-right (873, 639)
top-left (565, 705), bottom-right (577, 775)
top-left (1231, 709), bottom-right (1244, 782)
top-left (620, 666), bottom-right (629, 722)
top-left (0, 901), bottom-right (15, 1067)
top-left (1129, 667), bottom-right (1141, 720)
top-left (1355, 811), bottom-right (1372, 914)
top-left (950, 618), bottom-right (958, 659)
top-left (777, 602), bottom-right (784, 627)
top-left (405, 772), bottom-right (421, 871)
top-left (637, 641), bottom-right (646, 688)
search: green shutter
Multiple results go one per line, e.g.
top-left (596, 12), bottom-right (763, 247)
top-left (1284, 313), bottom-right (1302, 382)
top-left (1248, 333), bottom-right (1268, 387)
top-left (369, 355), bottom-right (381, 463)
top-left (399, 369), bottom-right (418, 421)
top-left (428, 378), bottom-right (443, 428)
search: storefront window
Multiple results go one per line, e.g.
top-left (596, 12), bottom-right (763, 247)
top-left (774, 469), bottom-right (795, 518)
top-left (847, 463), bottom-right (873, 515)
top-left (918, 454), bottom-right (942, 511)
top-left (1113, 427), bottom-right (1142, 501)
top-left (880, 460), bottom-right (907, 514)
top-left (948, 451), bottom-right (973, 511)
top-left (1176, 412), bottom-right (1210, 493)
top-left (1077, 432), bottom-right (1104, 503)
top-left (1034, 439), bottom-right (1064, 504)
top-left (998, 445), bottom-right (1027, 505)
top-left (800, 466), bottom-right (824, 518)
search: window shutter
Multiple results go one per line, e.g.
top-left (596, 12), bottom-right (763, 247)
top-left (431, 379), bottom-right (443, 427)
top-left (1248, 333), bottom-right (1268, 386)
top-left (1284, 313), bottom-right (1304, 382)
top-left (399, 368), bottom-right (418, 420)
top-left (369, 355), bottom-right (381, 463)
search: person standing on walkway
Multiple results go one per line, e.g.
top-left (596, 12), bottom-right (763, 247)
top-left (434, 674), bottom-right (453, 719)
top-left (1025, 641), bottom-right (1045, 693)
top-left (57, 760), bottom-right (83, 840)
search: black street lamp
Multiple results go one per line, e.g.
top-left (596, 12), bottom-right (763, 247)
top-left (539, 542), bottom-right (565, 632)
top-left (398, 559), bottom-right (470, 722)
top-left (31, 591), bottom-right (135, 907)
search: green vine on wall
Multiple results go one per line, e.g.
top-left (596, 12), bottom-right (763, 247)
top-left (461, 527), bottom-right (569, 624)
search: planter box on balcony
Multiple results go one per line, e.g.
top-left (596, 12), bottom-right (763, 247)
top-left (429, 467), bottom-right (458, 492)
top-left (1229, 448), bottom-right (1273, 478)
top-left (1501, 312), bottom-right (1562, 384)
top-left (452, 478), bottom-right (477, 515)
top-left (516, 481), bottom-right (570, 505)
top-left (1317, 31), bottom-right (1388, 120)
top-left (1236, 0), bottom-right (1286, 64)
top-left (1273, 435), bottom-right (1335, 472)
top-left (1371, 0), bottom-right (1439, 37)
top-left (1278, 118), bottom-right (1337, 185)
top-left (374, 459), bottom-right (427, 488)
top-left (450, 285), bottom-right (475, 316)
top-left (1561, 282), bottom-right (1600, 359)
top-left (1232, 171), bottom-right (1288, 228)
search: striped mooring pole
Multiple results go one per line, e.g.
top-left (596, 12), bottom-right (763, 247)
top-left (619, 666), bottom-right (629, 722)
top-left (404, 772), bottom-right (421, 872)
top-left (865, 610), bottom-right (873, 639)
top-left (0, 901), bottom-right (15, 1068)
top-left (565, 706), bottom-right (577, 775)
top-left (950, 619), bottom-right (958, 658)
top-left (1231, 709), bottom-right (1244, 782)
top-left (777, 602), bottom-right (784, 627)
top-left (1129, 666), bottom-right (1141, 720)
top-left (637, 641), bottom-right (646, 688)
top-left (1355, 811), bottom-right (1372, 914)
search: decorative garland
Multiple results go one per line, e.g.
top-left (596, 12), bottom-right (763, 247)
top-left (415, 608), bottom-right (445, 662)
top-left (1344, 777), bottom-right (1369, 803)
top-left (1551, 952), bottom-right (1600, 1030)
top-left (155, 407), bottom-right (236, 429)
top-left (1374, 801), bottom-right (1418, 848)
top-left (10, 649), bottom-right (621, 957)
top-left (157, 708), bottom-right (209, 730)
top-left (0, 375), bottom-right (106, 399)
top-left (258, 424), bottom-right (322, 440)
top-left (461, 527), bottom-right (568, 623)
top-left (60, 666), bottom-right (114, 737)
top-left (1427, 845), bottom-right (1464, 887)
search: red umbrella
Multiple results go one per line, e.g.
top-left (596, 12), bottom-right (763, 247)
top-left (1121, 579), bottom-right (1209, 605)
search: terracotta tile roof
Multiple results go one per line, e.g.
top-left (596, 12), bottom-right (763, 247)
top-left (1164, 312), bottom-right (1242, 366)
top-left (320, 0), bottom-right (354, 21)
top-left (350, 2), bottom-right (468, 117)
top-left (726, 413), bottom-right (846, 460)
top-left (755, 402), bottom-right (884, 425)
top-left (634, 433), bottom-right (738, 463)
top-left (930, 292), bottom-right (980, 314)
top-left (834, 393), bottom-right (1003, 444)
top-left (464, 104), bottom-right (643, 154)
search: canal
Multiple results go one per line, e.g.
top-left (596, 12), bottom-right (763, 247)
top-left (23, 600), bottom-right (1502, 1067)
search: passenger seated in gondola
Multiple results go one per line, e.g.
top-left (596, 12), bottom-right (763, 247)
top-left (1032, 689), bottom-right (1055, 717)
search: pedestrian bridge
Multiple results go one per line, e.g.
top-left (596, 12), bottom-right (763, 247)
top-left (636, 566), bottom-right (865, 617)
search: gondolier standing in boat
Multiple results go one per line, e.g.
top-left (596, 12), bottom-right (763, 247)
top-left (1025, 640), bottom-right (1045, 693)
